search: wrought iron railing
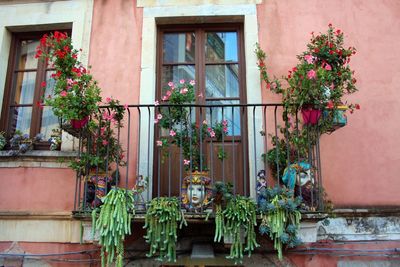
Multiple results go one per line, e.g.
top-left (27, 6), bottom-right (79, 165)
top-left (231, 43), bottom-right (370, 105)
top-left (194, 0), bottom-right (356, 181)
top-left (72, 103), bottom-right (324, 215)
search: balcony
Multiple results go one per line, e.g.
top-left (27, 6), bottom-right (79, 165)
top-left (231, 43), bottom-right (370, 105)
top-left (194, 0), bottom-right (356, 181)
top-left (71, 103), bottom-right (325, 217)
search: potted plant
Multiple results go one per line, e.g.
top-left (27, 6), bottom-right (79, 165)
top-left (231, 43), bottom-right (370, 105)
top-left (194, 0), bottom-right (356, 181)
top-left (0, 132), bottom-right (6, 150)
top-left (144, 197), bottom-right (187, 262)
top-left (92, 187), bottom-right (135, 267)
top-left (256, 24), bottom-right (359, 129)
top-left (7, 132), bottom-right (43, 156)
top-left (258, 186), bottom-right (302, 260)
top-left (36, 31), bottom-right (101, 134)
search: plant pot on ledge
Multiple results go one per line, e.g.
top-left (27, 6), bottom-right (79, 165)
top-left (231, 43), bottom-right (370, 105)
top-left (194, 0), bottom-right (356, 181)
top-left (323, 105), bottom-right (348, 132)
top-left (301, 107), bottom-right (322, 125)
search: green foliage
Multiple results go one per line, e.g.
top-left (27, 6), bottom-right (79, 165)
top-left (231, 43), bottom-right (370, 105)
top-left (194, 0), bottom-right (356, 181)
top-left (92, 188), bottom-right (135, 267)
top-left (156, 80), bottom-right (228, 171)
top-left (37, 32), bottom-right (102, 121)
top-left (223, 196), bottom-right (259, 263)
top-left (143, 197), bottom-right (187, 262)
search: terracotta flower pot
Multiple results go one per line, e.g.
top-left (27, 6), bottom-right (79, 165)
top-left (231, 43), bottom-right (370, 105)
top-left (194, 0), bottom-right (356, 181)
top-left (301, 108), bottom-right (321, 125)
top-left (70, 116), bottom-right (89, 129)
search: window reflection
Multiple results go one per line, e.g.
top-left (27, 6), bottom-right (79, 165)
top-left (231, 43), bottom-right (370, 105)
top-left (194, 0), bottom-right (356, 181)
top-left (205, 65), bottom-right (239, 98)
top-left (163, 33), bottom-right (195, 63)
top-left (205, 32), bottom-right (238, 62)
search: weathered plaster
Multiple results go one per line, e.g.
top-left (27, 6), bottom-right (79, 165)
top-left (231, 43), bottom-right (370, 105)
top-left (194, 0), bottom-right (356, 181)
top-left (317, 216), bottom-right (400, 241)
top-left (0, 219), bottom-right (81, 243)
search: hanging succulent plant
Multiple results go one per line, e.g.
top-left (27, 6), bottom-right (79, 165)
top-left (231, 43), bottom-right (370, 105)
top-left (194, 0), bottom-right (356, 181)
top-left (143, 197), bottom-right (187, 262)
top-left (258, 186), bottom-right (302, 260)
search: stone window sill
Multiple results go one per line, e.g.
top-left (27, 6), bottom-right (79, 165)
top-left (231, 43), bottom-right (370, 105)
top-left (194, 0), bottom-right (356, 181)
top-left (0, 150), bottom-right (78, 168)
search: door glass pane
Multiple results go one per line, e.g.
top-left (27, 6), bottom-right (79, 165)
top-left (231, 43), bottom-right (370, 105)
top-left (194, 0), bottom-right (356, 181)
top-left (40, 71), bottom-right (59, 139)
top-left (13, 71), bottom-right (36, 105)
top-left (205, 64), bottom-right (239, 98)
top-left (205, 32), bottom-right (238, 63)
top-left (163, 33), bottom-right (195, 63)
top-left (17, 40), bottom-right (39, 70)
top-left (161, 65), bottom-right (195, 94)
top-left (206, 100), bottom-right (240, 136)
top-left (10, 106), bottom-right (32, 136)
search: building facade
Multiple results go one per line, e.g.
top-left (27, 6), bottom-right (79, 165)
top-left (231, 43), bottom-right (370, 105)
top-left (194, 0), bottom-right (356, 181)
top-left (0, 0), bottom-right (400, 266)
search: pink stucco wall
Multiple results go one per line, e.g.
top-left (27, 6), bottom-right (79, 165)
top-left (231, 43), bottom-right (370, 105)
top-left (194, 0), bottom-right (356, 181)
top-left (257, 0), bottom-right (400, 206)
top-left (0, 168), bottom-right (75, 211)
top-left (89, 0), bottom-right (143, 189)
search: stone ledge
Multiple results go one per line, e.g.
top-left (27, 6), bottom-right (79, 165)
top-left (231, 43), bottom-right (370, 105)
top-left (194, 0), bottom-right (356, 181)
top-left (0, 150), bottom-right (78, 168)
top-left (0, 211), bottom-right (73, 220)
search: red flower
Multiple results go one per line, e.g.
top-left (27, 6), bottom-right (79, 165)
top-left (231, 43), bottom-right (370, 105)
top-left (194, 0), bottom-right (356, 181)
top-left (292, 67), bottom-right (297, 72)
top-left (41, 81), bottom-right (46, 88)
top-left (335, 29), bottom-right (341, 35)
top-left (328, 23), bottom-right (332, 27)
top-left (355, 104), bottom-right (360, 110)
top-left (326, 101), bottom-right (334, 109)
top-left (36, 101), bottom-right (44, 109)
top-left (34, 49), bottom-right (42, 59)
top-left (54, 31), bottom-right (67, 42)
top-left (40, 34), bottom-right (48, 46)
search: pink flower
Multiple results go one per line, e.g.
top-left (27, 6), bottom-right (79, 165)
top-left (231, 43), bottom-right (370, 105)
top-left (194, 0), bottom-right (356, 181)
top-left (157, 114), bottom-right (163, 120)
top-left (166, 90), bottom-right (172, 97)
top-left (154, 100), bottom-right (159, 106)
top-left (179, 79), bottom-right (185, 84)
top-left (222, 120), bottom-right (228, 126)
top-left (223, 126), bottom-right (228, 133)
top-left (168, 81), bottom-right (174, 88)
top-left (154, 119), bottom-right (159, 124)
top-left (162, 96), bottom-right (169, 101)
top-left (324, 64), bottom-right (332, 71)
top-left (60, 91), bottom-right (67, 97)
top-left (156, 140), bottom-right (163, 147)
top-left (190, 80), bottom-right (196, 86)
top-left (124, 104), bottom-right (128, 109)
top-left (304, 54), bottom-right (315, 64)
top-left (106, 97), bottom-right (112, 103)
top-left (169, 130), bottom-right (176, 137)
top-left (307, 69), bottom-right (316, 79)
top-left (209, 131), bottom-right (216, 138)
top-left (183, 159), bottom-right (190, 165)
top-left (67, 78), bottom-right (73, 85)
top-left (202, 120), bottom-right (208, 125)
top-left (102, 140), bottom-right (109, 145)
top-left (180, 88), bottom-right (188, 94)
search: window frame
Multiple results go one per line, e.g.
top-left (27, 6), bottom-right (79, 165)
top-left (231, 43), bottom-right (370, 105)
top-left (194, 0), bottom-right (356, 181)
top-left (0, 30), bottom-right (70, 148)
top-left (156, 23), bottom-right (247, 106)
top-left (154, 23), bottom-right (250, 196)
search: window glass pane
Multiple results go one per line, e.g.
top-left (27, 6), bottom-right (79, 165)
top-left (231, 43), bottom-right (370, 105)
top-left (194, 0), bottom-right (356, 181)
top-left (161, 65), bottom-right (195, 94)
top-left (10, 106), bottom-right (32, 136)
top-left (205, 32), bottom-right (238, 63)
top-left (163, 33), bottom-right (195, 63)
top-left (13, 71), bottom-right (36, 105)
top-left (205, 64), bottom-right (239, 98)
top-left (40, 71), bottom-right (59, 139)
top-left (17, 40), bottom-right (39, 70)
top-left (206, 100), bottom-right (240, 136)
